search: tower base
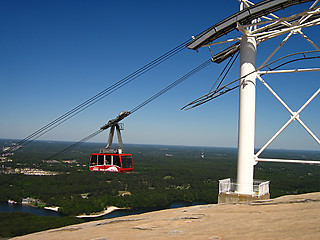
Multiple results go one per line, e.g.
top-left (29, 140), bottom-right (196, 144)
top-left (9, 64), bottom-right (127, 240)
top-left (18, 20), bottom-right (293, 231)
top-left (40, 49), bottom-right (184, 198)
top-left (218, 192), bottom-right (270, 204)
top-left (218, 178), bottom-right (270, 204)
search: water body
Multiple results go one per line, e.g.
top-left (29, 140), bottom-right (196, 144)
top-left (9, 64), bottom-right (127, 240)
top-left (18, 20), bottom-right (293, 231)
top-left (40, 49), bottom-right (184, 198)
top-left (104, 201), bottom-right (206, 219)
top-left (0, 201), bottom-right (205, 218)
top-left (0, 202), bottom-right (63, 217)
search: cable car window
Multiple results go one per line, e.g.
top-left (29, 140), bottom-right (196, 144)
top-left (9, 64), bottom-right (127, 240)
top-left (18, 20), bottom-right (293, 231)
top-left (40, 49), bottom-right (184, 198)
top-left (121, 155), bottom-right (133, 168)
top-left (98, 155), bottom-right (104, 165)
top-left (105, 155), bottom-right (111, 165)
top-left (113, 155), bottom-right (121, 167)
top-left (90, 155), bottom-right (97, 166)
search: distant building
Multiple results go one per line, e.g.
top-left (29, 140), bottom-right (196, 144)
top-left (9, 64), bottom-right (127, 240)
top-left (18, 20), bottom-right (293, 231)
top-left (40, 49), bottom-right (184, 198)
top-left (43, 160), bottom-right (60, 164)
top-left (119, 191), bottom-right (131, 197)
top-left (81, 193), bottom-right (89, 199)
top-left (22, 197), bottom-right (37, 205)
top-left (22, 197), bottom-right (45, 206)
top-left (62, 160), bottom-right (77, 164)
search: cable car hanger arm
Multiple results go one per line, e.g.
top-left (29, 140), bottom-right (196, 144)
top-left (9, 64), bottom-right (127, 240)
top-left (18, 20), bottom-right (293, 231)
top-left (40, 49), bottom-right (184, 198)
top-left (98, 111), bottom-right (131, 154)
top-left (100, 111), bottom-right (131, 130)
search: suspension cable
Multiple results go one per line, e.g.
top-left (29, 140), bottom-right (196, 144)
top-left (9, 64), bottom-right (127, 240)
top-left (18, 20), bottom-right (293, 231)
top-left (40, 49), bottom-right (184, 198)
top-left (130, 59), bottom-right (213, 113)
top-left (49, 51), bottom-right (320, 159)
top-left (48, 58), bottom-right (213, 159)
top-left (7, 39), bottom-right (192, 153)
top-left (181, 50), bottom-right (320, 110)
top-left (49, 129), bottom-right (104, 160)
top-left (208, 51), bottom-right (239, 93)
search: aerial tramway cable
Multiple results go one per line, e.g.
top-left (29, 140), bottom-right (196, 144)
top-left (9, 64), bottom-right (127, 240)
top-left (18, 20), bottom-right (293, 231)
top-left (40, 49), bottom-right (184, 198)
top-left (49, 129), bottom-right (104, 160)
top-left (5, 39), bottom-right (192, 153)
top-left (207, 51), bottom-right (239, 94)
top-left (181, 50), bottom-right (320, 110)
top-left (130, 59), bottom-right (213, 113)
top-left (49, 58), bottom-right (214, 159)
top-left (54, 50), bottom-right (318, 159)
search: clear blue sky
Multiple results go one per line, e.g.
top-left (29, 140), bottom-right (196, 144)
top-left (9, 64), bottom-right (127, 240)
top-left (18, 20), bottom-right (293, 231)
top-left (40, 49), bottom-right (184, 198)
top-left (1, 0), bottom-right (319, 151)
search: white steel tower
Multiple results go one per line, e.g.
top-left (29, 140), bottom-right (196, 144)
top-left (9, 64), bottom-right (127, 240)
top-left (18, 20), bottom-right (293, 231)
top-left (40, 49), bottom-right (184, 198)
top-left (185, 0), bottom-right (320, 202)
top-left (237, 34), bottom-right (257, 195)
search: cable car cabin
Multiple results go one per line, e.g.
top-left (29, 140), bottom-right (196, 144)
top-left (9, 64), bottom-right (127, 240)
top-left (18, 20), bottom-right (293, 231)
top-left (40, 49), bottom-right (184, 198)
top-left (89, 153), bottom-right (133, 173)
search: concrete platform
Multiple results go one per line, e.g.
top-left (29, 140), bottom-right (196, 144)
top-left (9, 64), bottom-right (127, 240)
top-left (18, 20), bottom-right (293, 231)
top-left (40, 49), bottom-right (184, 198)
top-left (218, 192), bottom-right (270, 204)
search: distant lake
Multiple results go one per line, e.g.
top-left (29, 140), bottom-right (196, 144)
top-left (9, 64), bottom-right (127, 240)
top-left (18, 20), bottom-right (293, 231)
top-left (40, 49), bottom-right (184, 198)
top-left (104, 201), bottom-right (206, 219)
top-left (0, 201), bottom-right (205, 219)
top-left (0, 202), bottom-right (63, 217)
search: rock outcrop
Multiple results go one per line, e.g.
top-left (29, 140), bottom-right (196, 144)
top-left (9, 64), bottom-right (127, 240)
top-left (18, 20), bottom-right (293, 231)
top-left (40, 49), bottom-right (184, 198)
top-left (13, 192), bottom-right (320, 240)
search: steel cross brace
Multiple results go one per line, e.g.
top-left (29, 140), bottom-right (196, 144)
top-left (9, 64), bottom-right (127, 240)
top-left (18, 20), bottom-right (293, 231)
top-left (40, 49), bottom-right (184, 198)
top-left (254, 74), bottom-right (320, 163)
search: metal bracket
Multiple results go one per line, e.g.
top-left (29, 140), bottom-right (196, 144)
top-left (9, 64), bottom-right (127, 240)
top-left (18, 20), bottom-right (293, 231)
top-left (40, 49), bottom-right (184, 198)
top-left (100, 123), bottom-right (124, 154)
top-left (99, 111), bottom-right (130, 154)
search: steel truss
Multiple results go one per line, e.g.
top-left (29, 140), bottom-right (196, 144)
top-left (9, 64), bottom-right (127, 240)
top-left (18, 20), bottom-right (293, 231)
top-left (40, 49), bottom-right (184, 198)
top-left (255, 74), bottom-right (320, 164)
top-left (249, 0), bottom-right (320, 164)
top-left (188, 0), bottom-right (320, 166)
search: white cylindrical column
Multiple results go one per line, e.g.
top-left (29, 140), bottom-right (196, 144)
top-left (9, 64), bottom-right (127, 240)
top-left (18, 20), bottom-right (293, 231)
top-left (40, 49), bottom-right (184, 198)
top-left (237, 35), bottom-right (257, 195)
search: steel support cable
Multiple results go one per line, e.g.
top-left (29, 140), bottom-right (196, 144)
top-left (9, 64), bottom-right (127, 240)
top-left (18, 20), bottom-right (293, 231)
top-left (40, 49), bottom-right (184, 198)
top-left (208, 51), bottom-right (240, 93)
top-left (48, 58), bottom-right (213, 159)
top-left (49, 51), bottom-right (320, 158)
top-left (130, 58), bottom-right (213, 113)
top-left (26, 43), bottom-right (191, 145)
top-left (18, 41), bottom-right (187, 145)
top-left (184, 55), bottom-right (320, 110)
top-left (49, 129), bottom-right (104, 160)
top-left (184, 51), bottom-right (320, 109)
top-left (9, 39), bottom-right (191, 152)
top-left (182, 50), bottom-right (320, 110)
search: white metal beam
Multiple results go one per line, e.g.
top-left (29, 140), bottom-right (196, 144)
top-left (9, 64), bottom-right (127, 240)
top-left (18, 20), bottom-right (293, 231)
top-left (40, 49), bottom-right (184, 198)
top-left (254, 18), bottom-right (320, 41)
top-left (259, 31), bottom-right (293, 68)
top-left (255, 76), bottom-right (320, 158)
top-left (243, 6), bottom-right (320, 29)
top-left (257, 158), bottom-right (320, 164)
top-left (202, 37), bottom-right (241, 48)
top-left (257, 75), bottom-right (320, 146)
top-left (298, 30), bottom-right (320, 51)
top-left (299, 0), bottom-right (320, 24)
top-left (259, 68), bottom-right (320, 74)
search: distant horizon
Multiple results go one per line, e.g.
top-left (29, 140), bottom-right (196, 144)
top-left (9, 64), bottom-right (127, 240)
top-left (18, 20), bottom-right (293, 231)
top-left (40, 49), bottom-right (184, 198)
top-left (1, 138), bottom-right (319, 153)
top-left (1, 1), bottom-right (319, 153)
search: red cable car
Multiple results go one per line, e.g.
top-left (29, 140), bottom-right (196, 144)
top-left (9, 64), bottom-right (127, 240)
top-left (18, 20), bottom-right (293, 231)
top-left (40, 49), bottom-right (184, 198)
top-left (89, 153), bottom-right (133, 173)
top-left (89, 111), bottom-right (133, 173)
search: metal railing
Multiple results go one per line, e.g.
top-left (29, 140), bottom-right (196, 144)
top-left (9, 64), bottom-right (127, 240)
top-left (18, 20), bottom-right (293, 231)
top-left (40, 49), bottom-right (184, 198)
top-left (219, 178), bottom-right (270, 197)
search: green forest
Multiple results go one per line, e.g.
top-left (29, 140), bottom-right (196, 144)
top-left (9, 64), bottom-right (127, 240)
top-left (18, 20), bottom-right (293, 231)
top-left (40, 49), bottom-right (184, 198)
top-left (0, 212), bottom-right (85, 238)
top-left (1, 139), bottom-right (320, 238)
